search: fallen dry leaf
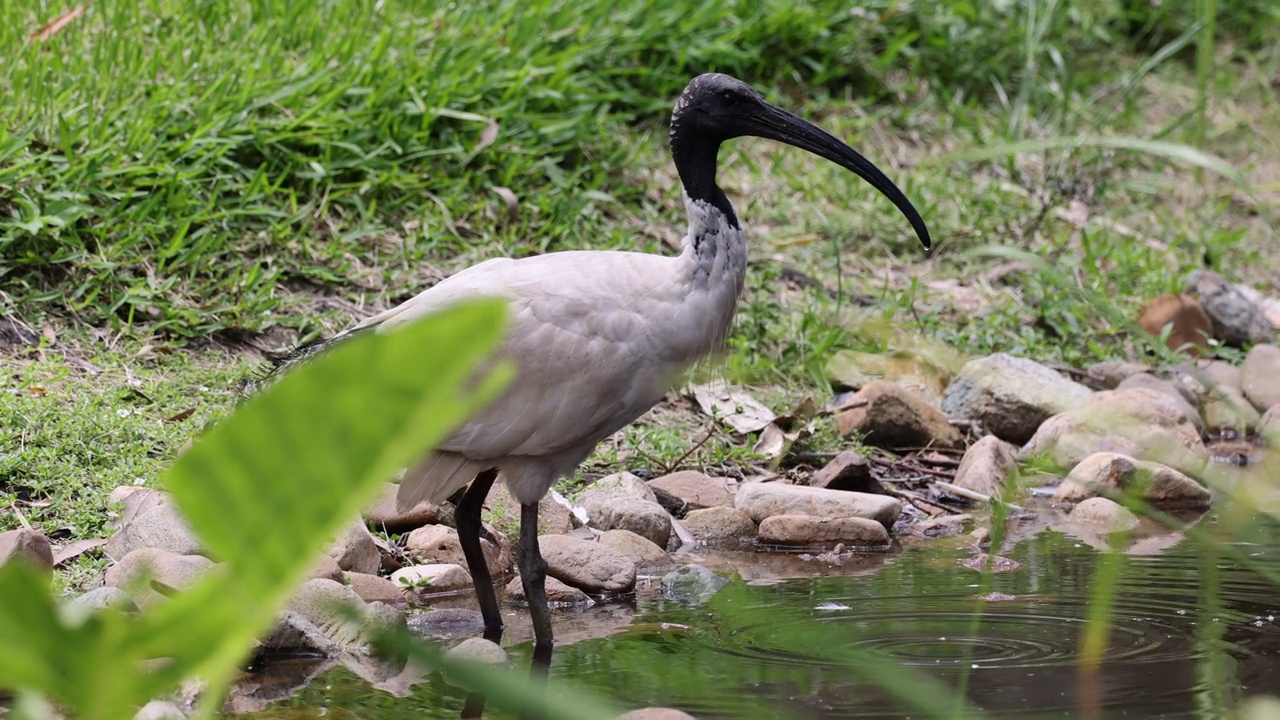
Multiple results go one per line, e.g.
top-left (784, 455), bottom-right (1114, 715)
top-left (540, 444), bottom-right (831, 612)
top-left (30, 5), bottom-right (85, 42)
top-left (165, 408), bottom-right (197, 423)
top-left (474, 119), bottom-right (500, 153)
top-left (491, 186), bottom-right (519, 222)
top-left (53, 538), bottom-right (108, 566)
top-left (689, 380), bottom-right (774, 434)
top-left (28, 386), bottom-right (46, 395)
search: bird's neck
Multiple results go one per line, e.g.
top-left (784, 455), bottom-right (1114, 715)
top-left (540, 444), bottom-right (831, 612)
top-left (680, 193), bottom-right (748, 326)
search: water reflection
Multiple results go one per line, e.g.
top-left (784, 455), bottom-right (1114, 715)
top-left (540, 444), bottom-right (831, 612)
top-left (244, 518), bottom-right (1280, 719)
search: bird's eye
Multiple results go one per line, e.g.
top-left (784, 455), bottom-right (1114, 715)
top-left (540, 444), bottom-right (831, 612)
top-left (720, 90), bottom-right (739, 105)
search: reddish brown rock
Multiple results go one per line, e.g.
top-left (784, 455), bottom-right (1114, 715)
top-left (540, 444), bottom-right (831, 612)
top-left (757, 515), bottom-right (889, 547)
top-left (837, 381), bottom-right (963, 450)
top-left (648, 470), bottom-right (734, 510)
top-left (952, 435), bottom-right (1018, 497)
top-left (809, 450), bottom-right (875, 492)
top-left (681, 506), bottom-right (757, 543)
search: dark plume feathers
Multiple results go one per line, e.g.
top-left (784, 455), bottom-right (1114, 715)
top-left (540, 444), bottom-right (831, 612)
top-left (234, 330), bottom-right (365, 399)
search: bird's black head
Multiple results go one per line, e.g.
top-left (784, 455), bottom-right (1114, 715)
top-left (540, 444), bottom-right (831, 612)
top-left (669, 73), bottom-right (931, 250)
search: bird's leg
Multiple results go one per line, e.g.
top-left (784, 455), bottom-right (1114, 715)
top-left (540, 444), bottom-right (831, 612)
top-left (518, 502), bottom-right (555, 671)
top-left (455, 468), bottom-right (502, 642)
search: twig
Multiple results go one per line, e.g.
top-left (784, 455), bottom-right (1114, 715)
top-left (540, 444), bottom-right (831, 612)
top-left (889, 488), bottom-right (952, 516)
top-left (934, 480), bottom-right (1027, 512)
top-left (6, 500), bottom-right (33, 530)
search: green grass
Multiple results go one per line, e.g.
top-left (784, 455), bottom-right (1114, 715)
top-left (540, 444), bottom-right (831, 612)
top-left (3, 0), bottom-right (1280, 590)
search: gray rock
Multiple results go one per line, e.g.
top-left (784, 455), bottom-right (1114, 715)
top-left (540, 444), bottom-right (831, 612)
top-left (1261, 404), bottom-right (1280, 443)
top-left (1195, 358), bottom-right (1243, 393)
top-left (735, 483), bottom-right (901, 530)
top-left (407, 608), bottom-right (486, 638)
top-left (404, 525), bottom-right (500, 571)
top-left (952, 435), bottom-right (1019, 497)
top-left (617, 709), bottom-right (698, 720)
top-left (278, 578), bottom-right (403, 653)
top-left (259, 611), bottom-right (343, 656)
top-left (1188, 270), bottom-right (1275, 346)
top-left (661, 564), bottom-right (728, 605)
top-left (1116, 374), bottom-right (1203, 431)
top-left (837, 381), bottom-right (963, 450)
top-left (1054, 452), bottom-right (1210, 509)
top-left (390, 563), bottom-right (473, 592)
top-left (539, 534), bottom-right (636, 594)
top-left (105, 495), bottom-right (203, 561)
top-left (485, 481), bottom-right (575, 537)
top-left (597, 529), bottom-right (667, 567)
top-left (809, 451), bottom-right (875, 492)
top-left (134, 700), bottom-right (186, 720)
top-left (941, 353), bottom-right (1093, 444)
top-left (71, 586), bottom-right (137, 613)
top-left (681, 506), bottom-right (758, 544)
top-left (445, 637), bottom-right (509, 665)
top-left (363, 482), bottom-right (441, 533)
top-left (307, 554), bottom-right (345, 583)
top-left (0, 528), bottom-right (54, 572)
top-left (1086, 361), bottom-right (1151, 390)
top-left (1020, 388), bottom-right (1209, 479)
top-left (1242, 344), bottom-right (1280, 412)
top-left (585, 496), bottom-right (671, 549)
top-left (327, 522), bottom-right (381, 575)
top-left (104, 548), bottom-right (216, 608)
top-left (1067, 497), bottom-right (1139, 531)
top-left (343, 571), bottom-right (406, 604)
top-left (911, 514), bottom-right (972, 538)
top-left (1203, 385), bottom-right (1261, 432)
top-left (579, 472), bottom-right (657, 506)
top-left (757, 515), bottom-right (889, 547)
top-left (648, 470), bottom-right (734, 510)
top-left (504, 574), bottom-right (592, 607)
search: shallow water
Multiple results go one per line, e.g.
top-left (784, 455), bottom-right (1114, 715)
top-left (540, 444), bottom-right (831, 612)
top-left (246, 519), bottom-right (1280, 719)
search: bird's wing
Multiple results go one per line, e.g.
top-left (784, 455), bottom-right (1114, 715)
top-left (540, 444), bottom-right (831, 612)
top-left (354, 251), bottom-right (696, 460)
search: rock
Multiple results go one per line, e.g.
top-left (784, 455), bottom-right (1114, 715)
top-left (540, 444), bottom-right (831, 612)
top-left (597, 529), bottom-right (667, 566)
top-left (344, 571), bottom-right (407, 604)
top-left (911, 514), bottom-right (972, 538)
top-left (1086, 361), bottom-right (1151, 389)
top-left (1067, 497), bottom-right (1139, 531)
top-left (1242, 344), bottom-right (1280, 412)
top-left (485, 481), bottom-right (575, 537)
top-left (584, 496), bottom-right (671, 549)
top-left (404, 525), bottom-right (500, 571)
top-left (105, 495), bottom-right (203, 561)
top-left (952, 435), bottom-right (1019, 497)
top-left (825, 349), bottom-right (951, 403)
top-left (445, 637), bottom-right (509, 665)
top-left (579, 472), bottom-right (657, 506)
top-left (1020, 388), bottom-right (1209, 479)
top-left (307, 554), bottom-right (344, 583)
top-left (757, 515), bottom-right (889, 547)
top-left (1262, 404), bottom-right (1280, 442)
top-left (1188, 270), bottom-right (1275, 346)
top-left (1203, 385), bottom-right (1261, 432)
top-left (260, 611), bottom-right (343, 656)
top-left (538, 534), bottom-right (636, 594)
top-left (837, 381), bottom-right (963, 450)
top-left (681, 506), bottom-right (757, 544)
top-left (327, 522), bottom-right (381, 575)
top-left (1053, 452), bottom-right (1210, 508)
top-left (618, 709), bottom-right (698, 720)
top-left (648, 470), bottom-right (734, 510)
top-left (363, 483), bottom-right (441, 533)
top-left (504, 574), bottom-right (592, 607)
top-left (390, 564), bottom-right (473, 592)
top-left (71, 586), bottom-right (137, 613)
top-left (1196, 359), bottom-right (1243, 393)
top-left (1116, 374), bottom-right (1203, 431)
top-left (661, 564), bottom-right (728, 605)
top-left (1137, 293), bottom-right (1212, 354)
top-left (104, 548), bottom-right (216, 608)
top-left (134, 700), bottom-right (186, 720)
top-left (407, 608), bottom-right (486, 638)
top-left (809, 451), bottom-right (875, 492)
top-left (277, 578), bottom-right (403, 653)
top-left (940, 354), bottom-right (1093, 445)
top-left (735, 483), bottom-right (901, 530)
top-left (0, 528), bottom-right (54, 572)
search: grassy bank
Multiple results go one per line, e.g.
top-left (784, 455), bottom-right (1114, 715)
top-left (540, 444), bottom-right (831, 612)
top-left (3, 0), bottom-right (1280, 586)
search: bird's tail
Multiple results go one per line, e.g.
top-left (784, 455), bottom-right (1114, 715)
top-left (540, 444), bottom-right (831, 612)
top-left (235, 328), bottom-right (369, 400)
top-left (397, 452), bottom-right (493, 511)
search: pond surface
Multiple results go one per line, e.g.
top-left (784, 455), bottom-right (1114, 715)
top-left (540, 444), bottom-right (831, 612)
top-left (245, 516), bottom-right (1280, 719)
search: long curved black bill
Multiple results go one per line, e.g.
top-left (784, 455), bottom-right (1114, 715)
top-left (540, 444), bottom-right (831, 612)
top-left (751, 104), bottom-right (931, 250)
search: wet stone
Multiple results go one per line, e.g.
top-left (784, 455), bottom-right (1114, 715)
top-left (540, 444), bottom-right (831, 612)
top-left (407, 608), bottom-right (486, 638)
top-left (735, 483), bottom-right (901, 531)
top-left (504, 574), bottom-right (592, 607)
top-left (597, 529), bottom-right (667, 567)
top-left (445, 637), bottom-right (509, 665)
top-left (757, 515), bottom-right (889, 548)
top-left (1067, 497), bottom-right (1139, 531)
top-left (911, 514), bottom-right (972, 538)
top-left (1054, 452), bottom-right (1210, 509)
top-left (584, 496), bottom-right (672, 549)
top-left (617, 709), bottom-right (698, 720)
top-left (661, 564), bottom-right (728, 605)
top-left (539, 534), bottom-right (636, 594)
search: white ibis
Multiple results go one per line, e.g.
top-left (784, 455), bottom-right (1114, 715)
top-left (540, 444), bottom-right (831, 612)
top-left (249, 73), bottom-right (931, 662)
